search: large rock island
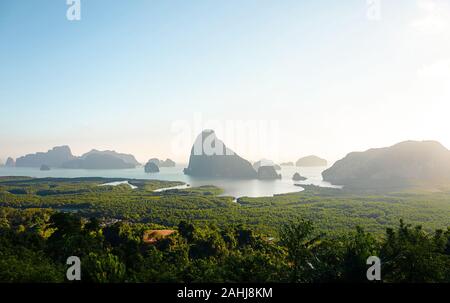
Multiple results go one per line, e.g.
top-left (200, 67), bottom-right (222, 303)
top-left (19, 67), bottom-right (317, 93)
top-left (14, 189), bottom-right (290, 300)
top-left (296, 155), bottom-right (328, 167)
top-left (148, 158), bottom-right (176, 168)
top-left (16, 146), bottom-right (76, 168)
top-left (145, 161), bottom-right (160, 173)
top-left (253, 159), bottom-right (281, 171)
top-left (322, 140), bottom-right (450, 189)
top-left (184, 130), bottom-right (257, 179)
top-left (257, 166), bottom-right (281, 180)
top-left (80, 149), bottom-right (139, 167)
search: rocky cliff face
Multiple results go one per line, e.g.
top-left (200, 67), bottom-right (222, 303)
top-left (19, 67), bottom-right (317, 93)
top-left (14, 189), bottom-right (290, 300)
top-left (163, 159), bottom-right (176, 167)
top-left (322, 140), bottom-right (450, 189)
top-left (16, 146), bottom-right (75, 168)
top-left (257, 166), bottom-right (281, 180)
top-left (184, 130), bottom-right (257, 179)
top-left (5, 157), bottom-right (15, 167)
top-left (145, 161), bottom-right (160, 173)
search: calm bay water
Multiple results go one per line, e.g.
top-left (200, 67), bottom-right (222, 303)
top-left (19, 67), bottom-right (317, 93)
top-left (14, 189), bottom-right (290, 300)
top-left (0, 165), bottom-right (338, 198)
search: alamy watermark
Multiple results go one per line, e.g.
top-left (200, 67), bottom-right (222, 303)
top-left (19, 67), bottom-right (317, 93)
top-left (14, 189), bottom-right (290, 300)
top-left (66, 0), bottom-right (81, 21)
top-left (170, 113), bottom-right (280, 161)
top-left (66, 256), bottom-right (81, 281)
top-left (367, 256), bottom-right (382, 281)
top-left (65, 1), bottom-right (381, 23)
top-left (367, 0), bottom-right (382, 21)
top-left (63, 255), bottom-right (381, 282)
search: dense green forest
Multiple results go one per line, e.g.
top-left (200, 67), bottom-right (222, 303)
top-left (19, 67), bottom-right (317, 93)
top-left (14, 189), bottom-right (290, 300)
top-left (1, 177), bottom-right (449, 235)
top-left (0, 177), bottom-right (449, 283)
top-left (0, 208), bottom-right (449, 282)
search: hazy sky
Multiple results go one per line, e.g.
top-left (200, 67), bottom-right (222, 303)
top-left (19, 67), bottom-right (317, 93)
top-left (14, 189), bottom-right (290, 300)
top-left (1, 0), bottom-right (450, 164)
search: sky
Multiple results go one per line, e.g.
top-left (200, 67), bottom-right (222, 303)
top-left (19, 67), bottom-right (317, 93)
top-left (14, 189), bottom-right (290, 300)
top-left (1, 0), bottom-right (450, 164)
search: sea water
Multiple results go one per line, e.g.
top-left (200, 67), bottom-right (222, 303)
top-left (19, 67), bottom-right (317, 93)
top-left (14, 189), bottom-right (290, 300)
top-left (0, 165), bottom-right (338, 198)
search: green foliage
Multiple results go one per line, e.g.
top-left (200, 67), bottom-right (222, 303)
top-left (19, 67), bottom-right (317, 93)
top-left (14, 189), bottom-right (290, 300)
top-left (83, 253), bottom-right (126, 283)
top-left (341, 227), bottom-right (379, 282)
top-left (2, 178), bottom-right (449, 237)
top-left (380, 220), bottom-right (450, 282)
top-left (0, 178), bottom-right (449, 283)
top-left (0, 209), bottom-right (449, 283)
top-left (0, 249), bottom-right (64, 283)
top-left (280, 220), bottom-right (321, 282)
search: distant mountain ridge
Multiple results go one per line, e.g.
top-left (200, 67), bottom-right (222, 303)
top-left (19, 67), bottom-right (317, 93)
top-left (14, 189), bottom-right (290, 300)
top-left (62, 154), bottom-right (135, 170)
top-left (81, 149), bottom-right (140, 166)
top-left (16, 146), bottom-right (76, 168)
top-left (296, 155), bottom-right (327, 167)
top-left (14, 146), bottom-right (139, 170)
top-left (322, 140), bottom-right (450, 189)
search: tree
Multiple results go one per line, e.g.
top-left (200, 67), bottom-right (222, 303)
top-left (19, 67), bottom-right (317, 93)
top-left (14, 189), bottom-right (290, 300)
top-left (279, 220), bottom-right (321, 282)
top-left (341, 226), bottom-right (378, 282)
top-left (178, 221), bottom-right (195, 242)
top-left (46, 213), bottom-right (103, 262)
top-left (380, 220), bottom-right (448, 282)
top-left (83, 252), bottom-right (126, 283)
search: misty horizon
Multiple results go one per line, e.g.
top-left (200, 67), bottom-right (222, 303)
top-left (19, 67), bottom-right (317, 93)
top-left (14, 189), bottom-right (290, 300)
top-left (2, 135), bottom-right (450, 166)
top-left (2, 0), bottom-right (450, 165)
